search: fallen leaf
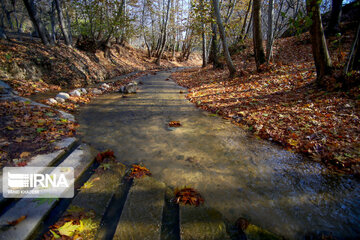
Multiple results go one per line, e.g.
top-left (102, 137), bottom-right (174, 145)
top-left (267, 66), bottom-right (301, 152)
top-left (7, 215), bottom-right (26, 226)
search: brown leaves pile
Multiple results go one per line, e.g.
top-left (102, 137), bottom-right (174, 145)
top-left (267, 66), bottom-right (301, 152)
top-left (171, 33), bottom-right (360, 174)
top-left (173, 187), bottom-right (204, 206)
top-left (128, 164), bottom-right (152, 179)
top-left (0, 101), bottom-right (78, 168)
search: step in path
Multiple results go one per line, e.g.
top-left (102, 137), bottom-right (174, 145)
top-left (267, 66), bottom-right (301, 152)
top-left (0, 77), bottom-right (281, 240)
top-left (0, 139), bottom-right (277, 240)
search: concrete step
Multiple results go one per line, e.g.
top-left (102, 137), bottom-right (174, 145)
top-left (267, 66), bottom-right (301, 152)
top-left (180, 205), bottom-right (230, 240)
top-left (0, 138), bottom-right (77, 210)
top-left (0, 144), bottom-right (96, 240)
top-left (112, 176), bottom-right (166, 240)
top-left (46, 162), bottom-right (127, 239)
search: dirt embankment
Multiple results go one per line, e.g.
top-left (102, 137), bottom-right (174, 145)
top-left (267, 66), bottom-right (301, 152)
top-left (0, 38), bottom-right (200, 95)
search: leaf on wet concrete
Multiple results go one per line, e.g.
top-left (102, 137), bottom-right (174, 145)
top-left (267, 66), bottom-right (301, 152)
top-left (168, 121), bottom-right (181, 127)
top-left (7, 215), bottom-right (27, 226)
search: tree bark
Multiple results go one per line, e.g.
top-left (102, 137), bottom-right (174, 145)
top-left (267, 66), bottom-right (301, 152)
top-left (326, 0), bottom-right (342, 36)
top-left (0, 26), bottom-right (7, 40)
top-left (211, 0), bottom-right (236, 77)
top-left (50, 0), bottom-right (56, 43)
top-left (155, 0), bottom-right (171, 66)
top-left (55, 0), bottom-right (71, 46)
top-left (22, 0), bottom-right (50, 45)
top-left (344, 21), bottom-right (360, 74)
top-left (240, 0), bottom-right (252, 40)
top-left (266, 0), bottom-right (274, 63)
top-left (306, 0), bottom-right (333, 88)
top-left (209, 18), bottom-right (222, 68)
top-left (200, 0), bottom-right (207, 67)
top-left (253, 0), bottom-right (265, 70)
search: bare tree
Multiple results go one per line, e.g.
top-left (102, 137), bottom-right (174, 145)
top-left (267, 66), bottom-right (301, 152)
top-left (211, 0), bottom-right (236, 77)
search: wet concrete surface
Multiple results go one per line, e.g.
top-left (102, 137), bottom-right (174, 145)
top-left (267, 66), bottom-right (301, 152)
top-left (77, 70), bottom-right (360, 239)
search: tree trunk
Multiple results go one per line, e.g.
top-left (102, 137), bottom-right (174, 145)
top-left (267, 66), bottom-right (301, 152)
top-left (209, 20), bottom-right (222, 68)
top-left (0, 26), bottom-right (7, 40)
top-left (306, 0), bottom-right (333, 88)
top-left (211, 0), bottom-right (236, 77)
top-left (240, 0), bottom-right (252, 40)
top-left (55, 0), bottom-right (71, 46)
top-left (22, 0), bottom-right (49, 45)
top-left (155, 0), bottom-right (171, 66)
top-left (253, 0), bottom-right (265, 70)
top-left (200, 0), bottom-right (207, 67)
top-left (326, 0), bottom-right (342, 36)
top-left (344, 21), bottom-right (360, 74)
top-left (266, 0), bottom-right (274, 63)
top-left (50, 0), bottom-right (56, 44)
top-left (64, 1), bottom-right (73, 44)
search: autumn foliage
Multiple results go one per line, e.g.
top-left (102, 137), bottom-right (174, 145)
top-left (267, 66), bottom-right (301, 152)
top-left (128, 164), bottom-right (152, 179)
top-left (172, 34), bottom-right (360, 174)
top-left (0, 101), bottom-right (77, 168)
top-left (173, 187), bottom-right (204, 206)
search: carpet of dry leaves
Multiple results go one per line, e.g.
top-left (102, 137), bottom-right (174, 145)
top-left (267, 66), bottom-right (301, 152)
top-left (172, 33), bottom-right (360, 175)
top-left (0, 101), bottom-right (78, 168)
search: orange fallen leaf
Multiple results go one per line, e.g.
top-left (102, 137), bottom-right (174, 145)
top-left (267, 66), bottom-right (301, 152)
top-left (168, 121), bottom-right (181, 127)
top-left (7, 215), bottom-right (27, 226)
top-left (20, 152), bottom-right (31, 159)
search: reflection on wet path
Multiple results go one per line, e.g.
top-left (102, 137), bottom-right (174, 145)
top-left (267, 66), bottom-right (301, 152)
top-left (77, 70), bottom-right (360, 239)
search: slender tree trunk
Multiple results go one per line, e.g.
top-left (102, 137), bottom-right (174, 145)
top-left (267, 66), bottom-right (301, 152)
top-left (55, 0), bottom-right (71, 46)
top-left (344, 21), bottom-right (360, 74)
top-left (0, 0), bottom-right (14, 30)
top-left (64, 1), bottom-right (73, 44)
top-left (240, 0), bottom-right (252, 39)
top-left (266, 0), bottom-right (274, 63)
top-left (156, 0), bottom-right (171, 66)
top-left (0, 26), bottom-right (7, 40)
top-left (22, 0), bottom-right (49, 45)
top-left (224, 0), bottom-right (236, 25)
top-left (211, 0), bottom-right (236, 77)
top-left (306, 0), bottom-right (333, 88)
top-left (200, 0), bottom-right (207, 67)
top-left (209, 19), bottom-right (221, 68)
top-left (326, 0), bottom-right (343, 36)
top-left (243, 11), bottom-right (252, 41)
top-left (50, 0), bottom-right (56, 44)
top-left (253, 0), bottom-right (265, 70)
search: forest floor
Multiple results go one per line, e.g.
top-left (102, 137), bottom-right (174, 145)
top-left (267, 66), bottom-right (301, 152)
top-left (172, 31), bottom-right (360, 175)
top-left (0, 37), bottom-right (200, 168)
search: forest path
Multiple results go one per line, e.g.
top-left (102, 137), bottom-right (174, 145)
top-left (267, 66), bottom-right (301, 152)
top-left (77, 69), bottom-right (360, 239)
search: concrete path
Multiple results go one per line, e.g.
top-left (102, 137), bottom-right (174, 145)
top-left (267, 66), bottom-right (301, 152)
top-left (77, 70), bottom-right (360, 239)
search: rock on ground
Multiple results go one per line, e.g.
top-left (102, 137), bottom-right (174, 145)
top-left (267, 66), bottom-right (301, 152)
top-left (69, 90), bottom-right (82, 97)
top-left (56, 92), bottom-right (70, 100)
top-left (55, 97), bottom-right (65, 103)
top-left (119, 81), bottom-right (137, 94)
top-left (47, 98), bottom-right (57, 104)
top-left (92, 89), bottom-right (102, 94)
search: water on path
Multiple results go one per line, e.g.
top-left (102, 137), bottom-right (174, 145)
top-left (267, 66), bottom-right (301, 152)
top-left (77, 70), bottom-right (360, 239)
